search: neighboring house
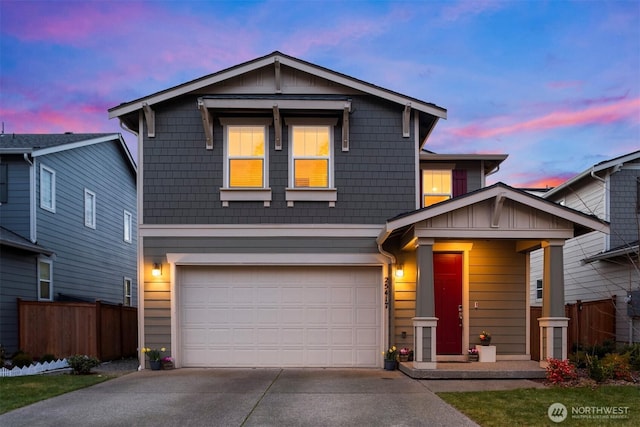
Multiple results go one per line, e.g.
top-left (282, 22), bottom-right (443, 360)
top-left (0, 133), bottom-right (138, 355)
top-left (109, 51), bottom-right (607, 369)
top-left (530, 151), bottom-right (640, 345)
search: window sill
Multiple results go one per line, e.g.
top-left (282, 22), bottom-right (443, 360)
top-left (220, 188), bottom-right (272, 207)
top-left (285, 188), bottom-right (337, 207)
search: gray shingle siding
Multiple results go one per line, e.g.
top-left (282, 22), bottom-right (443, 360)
top-left (0, 156), bottom-right (32, 239)
top-left (143, 95), bottom-right (416, 224)
top-left (609, 167), bottom-right (640, 248)
top-left (36, 141), bottom-right (137, 305)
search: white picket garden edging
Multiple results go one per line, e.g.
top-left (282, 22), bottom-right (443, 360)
top-left (0, 359), bottom-right (69, 377)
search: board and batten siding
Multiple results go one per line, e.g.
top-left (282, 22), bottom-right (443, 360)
top-left (142, 95), bottom-right (416, 225)
top-left (35, 141), bottom-right (137, 305)
top-left (142, 235), bottom-right (382, 354)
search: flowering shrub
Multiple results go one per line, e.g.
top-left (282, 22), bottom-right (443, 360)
top-left (67, 354), bottom-right (100, 375)
top-left (384, 346), bottom-right (398, 361)
top-left (545, 358), bottom-right (577, 384)
top-left (142, 347), bottom-right (166, 362)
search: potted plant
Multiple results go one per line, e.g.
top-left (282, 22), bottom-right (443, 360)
top-left (383, 346), bottom-right (398, 370)
top-left (142, 347), bottom-right (166, 370)
top-left (161, 356), bottom-right (174, 370)
top-left (479, 330), bottom-right (491, 346)
top-left (398, 347), bottom-right (411, 362)
top-left (468, 347), bottom-right (479, 362)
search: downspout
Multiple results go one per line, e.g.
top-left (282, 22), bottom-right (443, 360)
top-left (23, 153), bottom-right (36, 243)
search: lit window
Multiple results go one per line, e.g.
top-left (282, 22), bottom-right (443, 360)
top-left (292, 126), bottom-right (330, 188)
top-left (124, 210), bottom-right (132, 243)
top-left (422, 170), bottom-right (452, 207)
top-left (40, 165), bottom-right (56, 212)
top-left (38, 259), bottom-right (52, 301)
top-left (124, 277), bottom-right (132, 306)
top-left (227, 126), bottom-right (266, 188)
top-left (84, 189), bottom-right (96, 228)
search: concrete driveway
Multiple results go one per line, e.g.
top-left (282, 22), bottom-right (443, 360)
top-left (0, 368), bottom-right (480, 426)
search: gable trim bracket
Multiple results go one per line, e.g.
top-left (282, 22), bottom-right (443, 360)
top-left (142, 103), bottom-right (155, 138)
top-left (402, 103), bottom-right (411, 138)
top-left (197, 99), bottom-right (214, 150)
top-left (273, 105), bottom-right (282, 150)
top-left (491, 192), bottom-right (506, 228)
top-left (274, 57), bottom-right (282, 94)
top-left (342, 106), bottom-right (350, 152)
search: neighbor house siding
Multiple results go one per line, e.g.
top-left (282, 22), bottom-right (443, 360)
top-left (0, 157), bottom-right (32, 239)
top-left (0, 250), bottom-right (38, 354)
top-left (609, 167), bottom-right (640, 249)
top-left (35, 141), bottom-right (137, 305)
top-left (468, 240), bottom-right (526, 354)
top-left (142, 95), bottom-right (416, 225)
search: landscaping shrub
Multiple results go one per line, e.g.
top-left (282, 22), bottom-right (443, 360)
top-left (11, 352), bottom-right (34, 369)
top-left (545, 358), bottom-right (577, 384)
top-left (0, 345), bottom-right (5, 367)
top-left (620, 343), bottom-right (640, 371)
top-left (66, 355), bottom-right (100, 375)
top-left (39, 354), bottom-right (56, 363)
top-left (586, 354), bottom-right (608, 382)
top-left (601, 352), bottom-right (632, 381)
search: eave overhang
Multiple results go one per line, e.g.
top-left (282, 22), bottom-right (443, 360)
top-left (583, 243), bottom-right (639, 264)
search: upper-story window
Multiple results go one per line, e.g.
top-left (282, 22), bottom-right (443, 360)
top-left (219, 118), bottom-right (272, 207)
top-left (0, 163), bottom-right (8, 204)
top-left (84, 189), bottom-right (96, 228)
top-left (292, 126), bottom-right (330, 188)
top-left (123, 277), bottom-right (132, 306)
top-left (227, 126), bottom-right (266, 188)
top-left (123, 210), bottom-right (133, 243)
top-left (40, 164), bottom-right (56, 212)
top-left (423, 170), bottom-right (452, 207)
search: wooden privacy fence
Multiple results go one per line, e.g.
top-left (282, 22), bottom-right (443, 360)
top-left (530, 297), bottom-right (616, 361)
top-left (18, 299), bottom-right (137, 361)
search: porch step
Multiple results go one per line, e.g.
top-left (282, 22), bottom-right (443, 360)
top-left (399, 360), bottom-right (546, 380)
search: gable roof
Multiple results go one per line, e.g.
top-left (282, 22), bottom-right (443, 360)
top-left (0, 133), bottom-right (136, 174)
top-left (108, 51), bottom-right (447, 137)
top-left (420, 151), bottom-right (508, 176)
top-left (0, 226), bottom-right (54, 256)
top-left (378, 182), bottom-right (609, 245)
top-left (544, 150), bottom-right (640, 199)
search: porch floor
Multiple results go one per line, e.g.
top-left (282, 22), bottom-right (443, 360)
top-left (399, 360), bottom-right (546, 380)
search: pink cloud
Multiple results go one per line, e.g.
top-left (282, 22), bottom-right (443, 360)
top-left (440, 0), bottom-right (504, 22)
top-left (547, 81), bottom-right (583, 90)
top-left (451, 97), bottom-right (640, 139)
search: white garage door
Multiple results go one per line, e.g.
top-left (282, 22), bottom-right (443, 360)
top-left (179, 265), bottom-right (381, 367)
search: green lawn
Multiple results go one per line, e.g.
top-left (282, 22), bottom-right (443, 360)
top-left (439, 385), bottom-right (640, 426)
top-left (0, 374), bottom-right (111, 415)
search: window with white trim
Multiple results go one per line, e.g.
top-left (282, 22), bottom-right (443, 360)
top-left (422, 170), bottom-right (452, 207)
top-left (536, 279), bottom-right (543, 300)
top-left (123, 277), bottom-right (132, 306)
top-left (226, 125), bottom-right (267, 188)
top-left (40, 164), bottom-right (56, 212)
top-left (84, 189), bottom-right (96, 228)
top-left (123, 210), bottom-right (132, 243)
top-left (38, 258), bottom-right (53, 301)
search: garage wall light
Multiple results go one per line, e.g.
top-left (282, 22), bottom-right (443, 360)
top-left (395, 264), bottom-right (404, 278)
top-left (152, 263), bottom-right (162, 277)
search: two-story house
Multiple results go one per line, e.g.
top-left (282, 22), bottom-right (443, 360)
top-left (530, 151), bottom-right (640, 346)
top-left (109, 52), bottom-right (607, 370)
top-left (0, 133), bottom-right (138, 355)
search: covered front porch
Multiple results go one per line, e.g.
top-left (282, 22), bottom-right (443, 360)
top-left (378, 183), bottom-right (609, 371)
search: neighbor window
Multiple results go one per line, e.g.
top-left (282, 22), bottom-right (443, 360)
top-left (40, 164), bottom-right (56, 212)
top-left (123, 210), bottom-right (132, 243)
top-left (38, 259), bottom-right (53, 301)
top-left (422, 170), bottom-right (452, 207)
top-left (84, 189), bottom-right (96, 228)
top-left (226, 126), bottom-right (266, 188)
top-left (292, 125), bottom-right (330, 188)
top-left (536, 279), bottom-right (543, 300)
top-left (0, 163), bottom-right (7, 204)
top-left (124, 277), bottom-right (132, 306)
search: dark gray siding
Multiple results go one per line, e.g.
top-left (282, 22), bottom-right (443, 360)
top-left (36, 141), bottom-right (137, 305)
top-left (0, 156), bottom-right (32, 239)
top-left (609, 166), bottom-right (640, 249)
top-left (0, 249), bottom-right (38, 354)
top-left (143, 95), bottom-right (416, 224)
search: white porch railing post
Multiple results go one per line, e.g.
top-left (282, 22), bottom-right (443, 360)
top-left (538, 317), bottom-right (569, 368)
top-left (413, 317), bottom-right (438, 369)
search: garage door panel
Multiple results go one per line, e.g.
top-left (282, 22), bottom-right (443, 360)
top-left (180, 266), bottom-right (381, 367)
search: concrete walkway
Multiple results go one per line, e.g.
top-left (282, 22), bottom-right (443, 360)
top-left (0, 368), bottom-right (496, 427)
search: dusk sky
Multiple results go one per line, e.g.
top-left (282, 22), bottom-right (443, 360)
top-left (1, 0), bottom-right (638, 188)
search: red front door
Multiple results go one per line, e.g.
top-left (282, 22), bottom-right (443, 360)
top-left (434, 253), bottom-right (463, 355)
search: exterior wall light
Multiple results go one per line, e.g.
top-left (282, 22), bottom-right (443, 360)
top-left (152, 263), bottom-right (162, 277)
top-left (395, 264), bottom-right (404, 278)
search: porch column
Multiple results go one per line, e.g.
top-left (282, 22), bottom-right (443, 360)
top-left (413, 238), bottom-right (437, 369)
top-left (539, 239), bottom-right (569, 367)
